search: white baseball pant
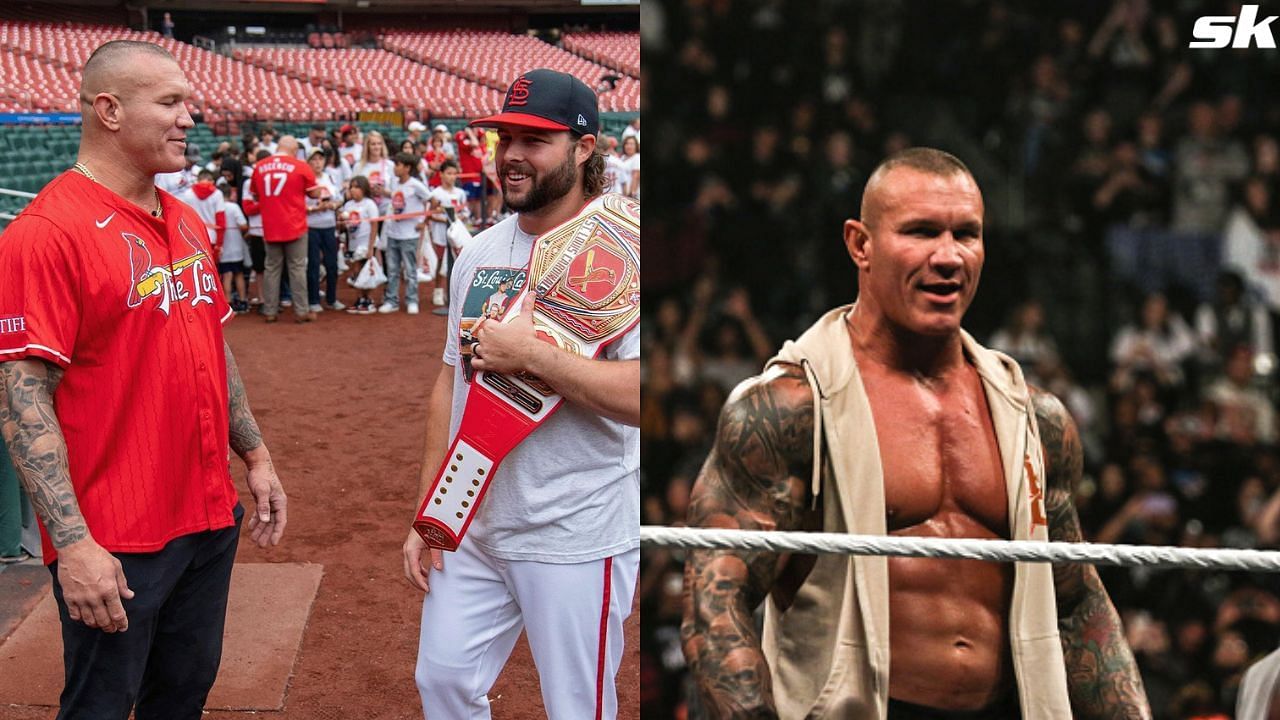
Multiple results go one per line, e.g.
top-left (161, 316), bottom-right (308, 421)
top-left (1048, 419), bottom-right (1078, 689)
top-left (415, 539), bottom-right (639, 719)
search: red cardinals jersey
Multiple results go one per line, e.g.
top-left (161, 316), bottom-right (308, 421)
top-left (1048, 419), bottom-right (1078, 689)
top-left (249, 154), bottom-right (316, 242)
top-left (0, 171), bottom-right (237, 563)
top-left (456, 132), bottom-right (483, 176)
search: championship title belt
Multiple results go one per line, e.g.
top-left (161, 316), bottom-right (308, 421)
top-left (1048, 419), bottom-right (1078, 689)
top-left (413, 193), bottom-right (640, 551)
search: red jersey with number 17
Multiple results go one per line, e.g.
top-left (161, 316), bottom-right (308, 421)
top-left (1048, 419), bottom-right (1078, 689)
top-left (0, 171), bottom-right (237, 563)
top-left (250, 153), bottom-right (317, 242)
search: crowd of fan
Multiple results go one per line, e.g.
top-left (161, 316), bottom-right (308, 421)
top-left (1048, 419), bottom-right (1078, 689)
top-left (642, 1), bottom-right (1280, 718)
top-left (158, 118), bottom-right (640, 315)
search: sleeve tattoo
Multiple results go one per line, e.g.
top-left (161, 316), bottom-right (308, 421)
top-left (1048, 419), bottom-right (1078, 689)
top-left (681, 364), bottom-right (814, 719)
top-left (1033, 389), bottom-right (1152, 720)
top-left (0, 359), bottom-right (86, 548)
top-left (224, 341), bottom-right (264, 457)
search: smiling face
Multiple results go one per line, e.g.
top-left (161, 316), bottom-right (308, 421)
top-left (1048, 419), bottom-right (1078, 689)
top-left (95, 55), bottom-right (193, 174)
top-left (495, 126), bottom-right (584, 213)
top-left (365, 133), bottom-right (387, 161)
top-left (847, 167), bottom-right (985, 337)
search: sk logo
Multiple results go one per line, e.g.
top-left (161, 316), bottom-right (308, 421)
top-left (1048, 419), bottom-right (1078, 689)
top-left (509, 77), bottom-right (532, 107)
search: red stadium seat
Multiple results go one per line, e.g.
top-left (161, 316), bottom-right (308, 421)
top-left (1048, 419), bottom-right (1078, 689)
top-left (379, 30), bottom-right (639, 112)
top-left (0, 21), bottom-right (637, 122)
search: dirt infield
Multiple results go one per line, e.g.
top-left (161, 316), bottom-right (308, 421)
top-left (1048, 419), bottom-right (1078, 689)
top-left (1, 289), bottom-right (638, 719)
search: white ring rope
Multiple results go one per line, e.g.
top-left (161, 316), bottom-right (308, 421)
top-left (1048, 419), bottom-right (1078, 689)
top-left (640, 526), bottom-right (1280, 572)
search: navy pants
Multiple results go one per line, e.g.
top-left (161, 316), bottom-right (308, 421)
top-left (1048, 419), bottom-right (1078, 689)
top-left (307, 225), bottom-right (339, 306)
top-left (49, 504), bottom-right (243, 720)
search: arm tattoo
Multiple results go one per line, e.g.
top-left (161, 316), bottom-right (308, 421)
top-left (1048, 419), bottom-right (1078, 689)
top-left (1033, 389), bottom-right (1152, 720)
top-left (0, 360), bottom-right (87, 548)
top-left (681, 364), bottom-right (814, 719)
top-left (225, 341), bottom-right (264, 457)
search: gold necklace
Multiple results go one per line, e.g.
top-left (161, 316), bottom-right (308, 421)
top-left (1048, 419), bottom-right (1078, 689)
top-left (73, 161), bottom-right (163, 217)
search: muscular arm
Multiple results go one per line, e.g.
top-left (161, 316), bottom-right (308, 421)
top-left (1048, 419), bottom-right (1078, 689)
top-left (1033, 389), bottom-right (1151, 720)
top-left (0, 359), bottom-right (83, 547)
top-left (225, 340), bottom-right (286, 546)
top-left (225, 340), bottom-right (267, 465)
top-left (681, 364), bottom-right (814, 718)
top-left (2, 358), bottom-right (135, 631)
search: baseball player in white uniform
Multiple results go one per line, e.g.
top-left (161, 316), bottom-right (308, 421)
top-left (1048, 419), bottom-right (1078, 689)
top-left (402, 69), bottom-right (639, 719)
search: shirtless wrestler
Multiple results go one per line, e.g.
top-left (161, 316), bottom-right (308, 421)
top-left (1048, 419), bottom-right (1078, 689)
top-left (681, 148), bottom-right (1151, 719)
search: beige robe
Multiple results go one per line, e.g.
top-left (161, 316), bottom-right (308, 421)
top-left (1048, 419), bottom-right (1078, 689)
top-left (1238, 647), bottom-right (1280, 720)
top-left (760, 305), bottom-right (1071, 719)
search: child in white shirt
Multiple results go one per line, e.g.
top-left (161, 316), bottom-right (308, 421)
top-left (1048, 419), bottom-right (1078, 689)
top-left (425, 160), bottom-right (469, 306)
top-left (218, 184), bottom-right (251, 313)
top-left (341, 175), bottom-right (382, 314)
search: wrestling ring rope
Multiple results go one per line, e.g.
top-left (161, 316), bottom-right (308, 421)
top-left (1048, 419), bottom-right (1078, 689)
top-left (640, 526), bottom-right (1280, 572)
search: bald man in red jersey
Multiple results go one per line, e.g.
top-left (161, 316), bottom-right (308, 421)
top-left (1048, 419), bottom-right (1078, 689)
top-left (0, 40), bottom-right (287, 719)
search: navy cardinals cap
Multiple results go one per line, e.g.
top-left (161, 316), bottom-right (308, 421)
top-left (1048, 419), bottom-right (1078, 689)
top-left (470, 69), bottom-right (599, 136)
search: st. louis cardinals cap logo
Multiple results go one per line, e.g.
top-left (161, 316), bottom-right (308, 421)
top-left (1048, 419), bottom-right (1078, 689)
top-left (471, 69), bottom-right (599, 137)
top-left (508, 76), bottom-right (532, 107)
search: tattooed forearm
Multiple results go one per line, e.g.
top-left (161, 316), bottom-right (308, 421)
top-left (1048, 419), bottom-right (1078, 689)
top-left (0, 359), bottom-right (87, 548)
top-left (681, 364), bottom-right (815, 718)
top-left (1033, 389), bottom-right (1151, 720)
top-left (224, 341), bottom-right (263, 458)
top-left (1057, 572), bottom-right (1150, 719)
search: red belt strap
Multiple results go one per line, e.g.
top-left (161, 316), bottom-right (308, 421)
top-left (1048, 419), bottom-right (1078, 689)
top-left (413, 194), bottom-right (640, 550)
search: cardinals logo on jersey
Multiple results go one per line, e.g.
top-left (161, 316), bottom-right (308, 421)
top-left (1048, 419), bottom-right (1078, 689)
top-left (124, 219), bottom-right (219, 316)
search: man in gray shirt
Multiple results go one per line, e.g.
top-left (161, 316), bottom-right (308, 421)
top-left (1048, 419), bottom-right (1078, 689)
top-left (402, 69), bottom-right (638, 720)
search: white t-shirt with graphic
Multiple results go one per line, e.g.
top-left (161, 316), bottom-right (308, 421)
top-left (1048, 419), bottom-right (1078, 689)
top-left (341, 197), bottom-right (379, 254)
top-left (306, 175), bottom-right (341, 229)
top-left (444, 213), bottom-right (639, 563)
top-left (324, 160), bottom-right (351, 189)
top-left (353, 158), bottom-right (393, 190)
top-left (340, 143), bottom-right (364, 169)
top-left (354, 158), bottom-right (395, 214)
top-left (155, 169), bottom-right (192, 194)
top-left (428, 185), bottom-right (469, 247)
top-left (221, 202), bottom-right (249, 264)
top-left (385, 175), bottom-right (430, 240)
